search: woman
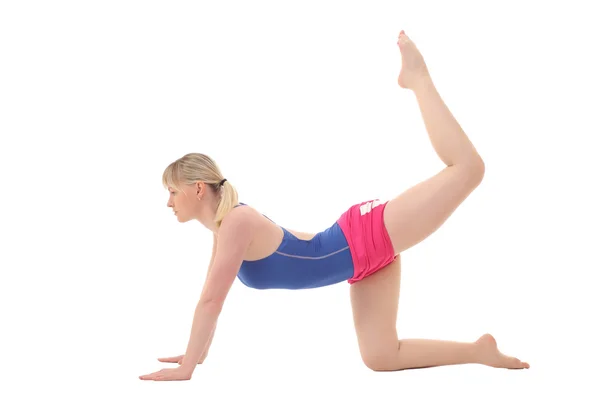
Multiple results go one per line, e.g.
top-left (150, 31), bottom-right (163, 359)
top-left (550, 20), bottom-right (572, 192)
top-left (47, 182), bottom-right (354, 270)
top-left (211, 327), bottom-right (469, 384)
top-left (139, 30), bottom-right (529, 381)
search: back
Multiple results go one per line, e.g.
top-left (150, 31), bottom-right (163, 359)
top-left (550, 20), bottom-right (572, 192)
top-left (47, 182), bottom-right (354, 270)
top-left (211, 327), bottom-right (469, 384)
top-left (234, 203), bottom-right (354, 289)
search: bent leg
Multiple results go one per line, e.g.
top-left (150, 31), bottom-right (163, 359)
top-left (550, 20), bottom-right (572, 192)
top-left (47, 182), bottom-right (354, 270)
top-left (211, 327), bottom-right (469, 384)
top-left (349, 32), bottom-right (529, 371)
top-left (350, 256), bottom-right (530, 371)
top-left (350, 256), bottom-right (479, 371)
top-left (385, 32), bottom-right (485, 254)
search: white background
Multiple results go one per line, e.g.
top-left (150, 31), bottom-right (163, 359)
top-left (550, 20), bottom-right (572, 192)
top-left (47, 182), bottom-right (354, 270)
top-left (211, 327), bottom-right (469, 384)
top-left (1, 0), bottom-right (599, 398)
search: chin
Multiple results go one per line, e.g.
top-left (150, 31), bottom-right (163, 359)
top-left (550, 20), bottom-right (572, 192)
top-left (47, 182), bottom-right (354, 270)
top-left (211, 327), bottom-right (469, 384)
top-left (177, 214), bottom-right (191, 223)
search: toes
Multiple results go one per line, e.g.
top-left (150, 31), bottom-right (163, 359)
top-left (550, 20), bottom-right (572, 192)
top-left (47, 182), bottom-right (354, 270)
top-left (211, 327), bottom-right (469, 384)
top-left (510, 357), bottom-right (530, 369)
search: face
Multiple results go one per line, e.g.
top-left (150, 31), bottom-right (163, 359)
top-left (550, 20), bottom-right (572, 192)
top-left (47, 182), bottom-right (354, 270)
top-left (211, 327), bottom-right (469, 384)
top-left (166, 181), bottom-right (207, 223)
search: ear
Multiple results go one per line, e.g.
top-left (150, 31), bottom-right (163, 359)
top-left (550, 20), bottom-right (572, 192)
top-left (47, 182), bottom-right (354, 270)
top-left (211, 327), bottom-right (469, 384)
top-left (195, 181), bottom-right (205, 199)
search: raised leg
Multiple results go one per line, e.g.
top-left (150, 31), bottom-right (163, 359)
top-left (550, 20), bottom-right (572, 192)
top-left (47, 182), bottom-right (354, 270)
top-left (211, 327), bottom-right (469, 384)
top-left (384, 31), bottom-right (486, 255)
top-left (349, 31), bottom-right (529, 372)
top-left (350, 256), bottom-right (530, 371)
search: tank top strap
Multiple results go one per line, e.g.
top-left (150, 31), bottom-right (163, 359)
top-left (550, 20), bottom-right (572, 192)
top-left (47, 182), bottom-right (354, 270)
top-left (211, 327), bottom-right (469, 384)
top-left (234, 202), bottom-right (275, 223)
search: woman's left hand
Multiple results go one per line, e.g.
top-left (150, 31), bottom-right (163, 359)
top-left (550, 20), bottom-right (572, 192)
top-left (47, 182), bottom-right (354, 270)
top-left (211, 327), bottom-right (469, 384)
top-left (139, 365), bottom-right (193, 381)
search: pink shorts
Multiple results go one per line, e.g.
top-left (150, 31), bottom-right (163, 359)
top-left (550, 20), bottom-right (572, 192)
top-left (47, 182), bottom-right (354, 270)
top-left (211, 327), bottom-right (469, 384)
top-left (337, 199), bottom-right (398, 284)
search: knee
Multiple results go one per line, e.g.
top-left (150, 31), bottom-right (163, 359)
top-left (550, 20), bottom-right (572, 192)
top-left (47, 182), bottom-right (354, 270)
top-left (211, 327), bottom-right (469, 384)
top-left (458, 157), bottom-right (485, 186)
top-left (361, 352), bottom-right (396, 372)
top-left (470, 156), bottom-right (485, 182)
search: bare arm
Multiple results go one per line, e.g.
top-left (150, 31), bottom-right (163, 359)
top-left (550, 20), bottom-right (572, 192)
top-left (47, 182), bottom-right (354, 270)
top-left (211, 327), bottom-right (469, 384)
top-left (198, 233), bottom-right (218, 363)
top-left (180, 209), bottom-right (255, 373)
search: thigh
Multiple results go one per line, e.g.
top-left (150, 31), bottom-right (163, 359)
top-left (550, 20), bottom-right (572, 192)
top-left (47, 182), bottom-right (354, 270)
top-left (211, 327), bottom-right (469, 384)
top-left (350, 256), bottom-right (401, 366)
top-left (384, 165), bottom-right (484, 254)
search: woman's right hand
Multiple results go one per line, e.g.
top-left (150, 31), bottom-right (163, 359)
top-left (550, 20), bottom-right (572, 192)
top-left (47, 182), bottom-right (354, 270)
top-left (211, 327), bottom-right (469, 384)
top-left (158, 355), bottom-right (203, 365)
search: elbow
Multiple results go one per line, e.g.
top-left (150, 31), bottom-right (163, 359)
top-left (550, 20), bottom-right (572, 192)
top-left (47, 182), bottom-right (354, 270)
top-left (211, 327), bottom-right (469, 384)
top-left (198, 297), bottom-right (224, 313)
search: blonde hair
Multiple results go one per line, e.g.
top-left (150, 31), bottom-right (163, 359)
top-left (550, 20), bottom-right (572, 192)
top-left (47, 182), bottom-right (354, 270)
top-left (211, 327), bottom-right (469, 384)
top-left (162, 153), bottom-right (239, 228)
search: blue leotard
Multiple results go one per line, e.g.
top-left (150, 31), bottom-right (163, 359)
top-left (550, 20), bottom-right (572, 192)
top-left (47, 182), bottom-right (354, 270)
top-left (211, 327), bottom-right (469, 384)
top-left (234, 203), bottom-right (354, 290)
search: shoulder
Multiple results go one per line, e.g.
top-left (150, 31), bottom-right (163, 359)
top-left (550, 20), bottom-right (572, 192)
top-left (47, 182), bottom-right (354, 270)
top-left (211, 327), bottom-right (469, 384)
top-left (218, 205), bottom-right (261, 239)
top-left (222, 204), bottom-right (260, 225)
top-left (209, 205), bottom-right (260, 274)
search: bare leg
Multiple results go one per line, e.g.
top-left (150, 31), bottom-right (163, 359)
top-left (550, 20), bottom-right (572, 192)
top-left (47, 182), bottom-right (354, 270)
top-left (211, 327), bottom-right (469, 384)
top-left (397, 30), bottom-right (482, 167)
top-left (350, 257), bottom-right (530, 371)
top-left (384, 31), bottom-right (486, 255)
top-left (349, 31), bottom-right (529, 372)
top-left (394, 334), bottom-right (530, 370)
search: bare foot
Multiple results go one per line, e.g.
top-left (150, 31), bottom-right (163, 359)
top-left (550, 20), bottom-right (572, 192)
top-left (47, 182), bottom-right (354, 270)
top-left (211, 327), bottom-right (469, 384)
top-left (396, 30), bottom-right (430, 90)
top-left (475, 333), bottom-right (530, 369)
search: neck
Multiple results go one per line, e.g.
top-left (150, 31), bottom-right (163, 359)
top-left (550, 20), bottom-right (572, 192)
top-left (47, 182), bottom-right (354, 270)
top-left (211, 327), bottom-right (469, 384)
top-left (196, 196), bottom-right (220, 233)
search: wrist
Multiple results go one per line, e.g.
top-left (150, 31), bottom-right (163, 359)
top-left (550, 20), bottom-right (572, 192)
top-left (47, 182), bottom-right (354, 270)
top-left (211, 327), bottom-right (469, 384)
top-left (180, 360), bottom-right (197, 373)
